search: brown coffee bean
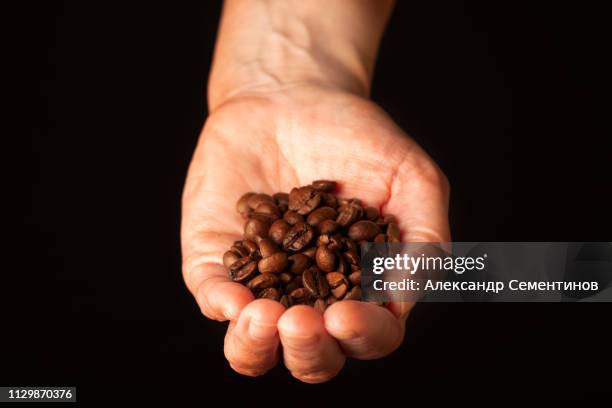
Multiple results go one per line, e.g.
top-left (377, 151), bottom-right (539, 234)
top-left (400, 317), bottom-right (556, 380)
top-left (315, 245), bottom-right (336, 272)
top-left (320, 193), bottom-right (338, 209)
top-left (312, 180), bottom-right (337, 192)
top-left (364, 206), bottom-right (380, 221)
top-left (342, 237), bottom-right (358, 252)
top-left (223, 250), bottom-right (240, 269)
top-left (306, 206), bottom-right (338, 227)
top-left (258, 239), bottom-right (278, 258)
top-left (282, 222), bottom-right (315, 252)
top-left (280, 295), bottom-right (291, 308)
top-left (279, 272), bottom-right (293, 285)
top-left (288, 186), bottom-right (321, 215)
top-left (249, 211), bottom-right (279, 223)
top-left (345, 249), bottom-right (360, 266)
top-left (317, 219), bottom-right (339, 235)
top-left (229, 256), bottom-right (259, 283)
top-left (300, 246), bottom-right (317, 259)
top-left (268, 219), bottom-right (291, 245)
top-left (326, 272), bottom-right (349, 298)
top-left (288, 253), bottom-right (311, 274)
top-left (288, 287), bottom-right (311, 305)
top-left (335, 253), bottom-right (350, 275)
top-left (313, 298), bottom-right (327, 313)
top-left (258, 252), bottom-right (288, 274)
top-left (273, 192), bottom-right (289, 207)
top-left (254, 202), bottom-right (281, 218)
top-left (237, 192), bottom-right (255, 218)
top-left (336, 204), bottom-right (363, 227)
top-left (231, 241), bottom-right (250, 257)
top-left (348, 220), bottom-right (381, 241)
top-left (387, 222), bottom-right (401, 241)
top-left (283, 210), bottom-right (304, 225)
top-left (285, 276), bottom-right (303, 293)
top-left (243, 240), bottom-right (259, 254)
top-left (343, 286), bottom-right (361, 301)
top-left (328, 236), bottom-right (343, 251)
top-left (247, 193), bottom-right (275, 210)
top-left (258, 287), bottom-right (280, 301)
top-left (244, 217), bottom-right (270, 241)
top-left (348, 270), bottom-right (361, 285)
top-left (247, 273), bottom-right (279, 292)
top-left (302, 267), bottom-right (330, 298)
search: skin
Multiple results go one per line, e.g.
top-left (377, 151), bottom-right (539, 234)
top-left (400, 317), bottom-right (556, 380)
top-left (181, 0), bottom-right (450, 383)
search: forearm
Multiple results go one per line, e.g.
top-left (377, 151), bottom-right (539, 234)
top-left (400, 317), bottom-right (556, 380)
top-left (209, 0), bottom-right (394, 110)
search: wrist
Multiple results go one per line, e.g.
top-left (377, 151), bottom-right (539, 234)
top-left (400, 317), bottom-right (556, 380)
top-left (208, 0), bottom-right (394, 111)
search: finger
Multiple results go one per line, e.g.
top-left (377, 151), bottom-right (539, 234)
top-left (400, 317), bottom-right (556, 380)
top-left (184, 259), bottom-right (254, 321)
top-left (278, 305), bottom-right (345, 384)
top-left (224, 299), bottom-right (286, 376)
top-left (325, 300), bottom-right (405, 359)
top-left (382, 151), bottom-right (451, 242)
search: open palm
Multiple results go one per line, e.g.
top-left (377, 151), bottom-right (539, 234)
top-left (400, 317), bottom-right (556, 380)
top-left (181, 85), bottom-right (450, 383)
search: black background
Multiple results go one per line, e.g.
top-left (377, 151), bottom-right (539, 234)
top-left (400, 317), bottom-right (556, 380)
top-left (8, 0), bottom-right (611, 405)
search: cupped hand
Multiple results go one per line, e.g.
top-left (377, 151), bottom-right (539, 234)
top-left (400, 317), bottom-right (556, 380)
top-left (181, 85), bottom-right (450, 383)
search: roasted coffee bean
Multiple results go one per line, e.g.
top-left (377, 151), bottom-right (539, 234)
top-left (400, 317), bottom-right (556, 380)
top-left (244, 217), bottom-right (270, 241)
top-left (223, 250), bottom-right (240, 268)
top-left (288, 186), bottom-right (321, 215)
top-left (326, 272), bottom-right (349, 298)
top-left (255, 202), bottom-right (282, 218)
top-left (303, 267), bottom-right (330, 298)
top-left (269, 219), bottom-right (291, 245)
top-left (225, 181), bottom-right (400, 309)
top-left (343, 286), bottom-right (362, 301)
top-left (348, 270), bottom-right (361, 285)
top-left (335, 253), bottom-right (350, 275)
top-left (348, 220), bottom-right (381, 241)
top-left (301, 246), bottom-right (317, 259)
top-left (320, 193), bottom-right (338, 209)
top-left (364, 206), bottom-right (380, 221)
top-left (283, 222), bottom-right (315, 252)
top-left (258, 239), bottom-right (278, 258)
top-left (231, 241), bottom-right (250, 257)
top-left (336, 203), bottom-right (363, 227)
top-left (247, 273), bottom-right (279, 292)
top-left (288, 253), bottom-right (311, 274)
top-left (229, 256), bottom-right (259, 283)
top-left (289, 287), bottom-right (311, 305)
top-left (280, 295), bottom-right (291, 308)
top-left (283, 210), bottom-right (304, 225)
top-left (314, 298), bottom-right (327, 313)
top-left (306, 206), bottom-right (338, 227)
top-left (285, 276), bottom-right (303, 293)
top-left (312, 180), bottom-right (337, 192)
top-left (247, 193), bottom-right (275, 210)
top-left (273, 192), bottom-right (289, 207)
top-left (279, 272), bottom-right (293, 285)
top-left (236, 192), bottom-right (255, 219)
top-left (243, 240), bottom-right (259, 254)
top-left (258, 252), bottom-right (288, 274)
top-left (387, 222), bottom-right (401, 241)
top-left (250, 211), bottom-right (279, 223)
top-left (258, 287), bottom-right (280, 301)
top-left (317, 219), bottom-right (339, 235)
top-left (315, 245), bottom-right (336, 272)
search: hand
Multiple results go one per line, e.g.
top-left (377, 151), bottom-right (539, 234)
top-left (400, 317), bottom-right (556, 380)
top-left (181, 84), bottom-right (450, 383)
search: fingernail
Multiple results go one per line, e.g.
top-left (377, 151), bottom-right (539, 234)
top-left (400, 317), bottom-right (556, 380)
top-left (248, 319), bottom-right (277, 341)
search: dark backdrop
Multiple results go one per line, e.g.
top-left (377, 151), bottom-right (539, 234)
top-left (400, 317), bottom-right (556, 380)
top-left (9, 0), bottom-right (611, 405)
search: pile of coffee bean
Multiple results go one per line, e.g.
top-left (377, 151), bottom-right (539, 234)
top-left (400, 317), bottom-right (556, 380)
top-left (222, 180), bottom-right (400, 312)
